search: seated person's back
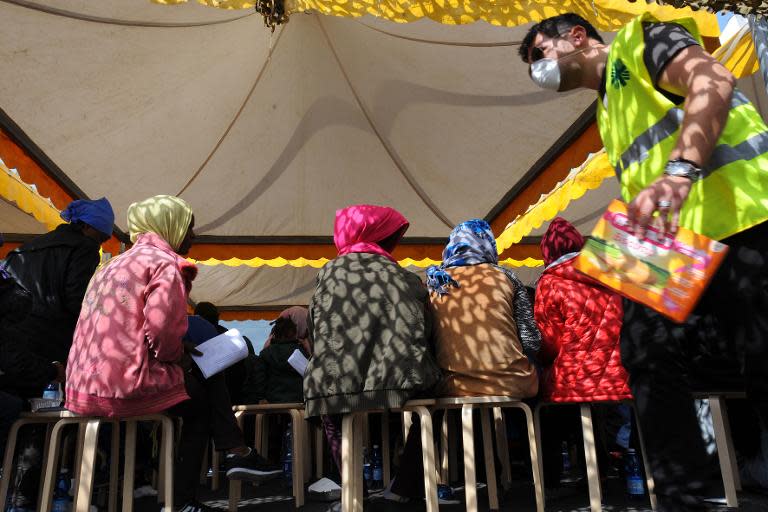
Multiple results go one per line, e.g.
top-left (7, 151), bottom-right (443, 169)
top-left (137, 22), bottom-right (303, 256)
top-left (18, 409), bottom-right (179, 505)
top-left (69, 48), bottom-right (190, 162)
top-left (427, 219), bottom-right (540, 398)
top-left (260, 317), bottom-right (306, 404)
top-left (303, 204), bottom-right (441, 418)
top-left (534, 217), bottom-right (630, 402)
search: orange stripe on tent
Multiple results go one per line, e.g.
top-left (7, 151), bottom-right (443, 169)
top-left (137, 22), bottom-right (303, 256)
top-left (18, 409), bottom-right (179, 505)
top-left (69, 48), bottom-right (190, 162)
top-left (490, 122), bottom-right (603, 257)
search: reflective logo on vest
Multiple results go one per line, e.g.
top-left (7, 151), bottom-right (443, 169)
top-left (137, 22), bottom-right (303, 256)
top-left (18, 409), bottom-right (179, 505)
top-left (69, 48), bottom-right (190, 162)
top-left (610, 59), bottom-right (630, 88)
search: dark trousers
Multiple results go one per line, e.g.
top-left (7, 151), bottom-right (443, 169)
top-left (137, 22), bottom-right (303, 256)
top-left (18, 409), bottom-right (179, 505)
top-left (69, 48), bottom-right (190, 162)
top-left (620, 221), bottom-right (768, 509)
top-left (0, 390), bottom-right (23, 462)
top-left (169, 369), bottom-right (244, 504)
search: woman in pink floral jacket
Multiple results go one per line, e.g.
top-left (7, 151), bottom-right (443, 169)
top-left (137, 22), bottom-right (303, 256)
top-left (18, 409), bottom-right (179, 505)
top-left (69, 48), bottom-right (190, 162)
top-left (65, 195), bottom-right (280, 512)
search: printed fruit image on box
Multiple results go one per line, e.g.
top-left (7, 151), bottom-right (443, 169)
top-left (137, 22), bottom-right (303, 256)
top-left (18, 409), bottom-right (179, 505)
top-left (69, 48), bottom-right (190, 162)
top-left (574, 200), bottom-right (729, 323)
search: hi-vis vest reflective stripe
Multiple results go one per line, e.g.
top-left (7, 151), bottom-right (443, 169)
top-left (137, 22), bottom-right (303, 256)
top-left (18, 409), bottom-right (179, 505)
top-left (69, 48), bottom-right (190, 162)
top-left (597, 13), bottom-right (768, 241)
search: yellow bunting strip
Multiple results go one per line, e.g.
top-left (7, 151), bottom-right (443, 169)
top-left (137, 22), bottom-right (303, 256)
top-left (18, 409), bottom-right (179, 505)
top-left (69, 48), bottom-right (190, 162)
top-left (151, 0), bottom-right (719, 36)
top-left (0, 160), bottom-right (62, 231)
top-left (496, 150), bottom-right (614, 255)
top-left (190, 256), bottom-right (543, 268)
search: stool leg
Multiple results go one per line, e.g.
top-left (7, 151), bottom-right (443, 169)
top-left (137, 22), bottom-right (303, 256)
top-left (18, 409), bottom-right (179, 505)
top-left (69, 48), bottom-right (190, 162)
top-left (580, 404), bottom-right (602, 512)
top-left (710, 397), bottom-right (739, 507)
top-left (633, 405), bottom-right (657, 511)
top-left (254, 414), bottom-right (264, 454)
top-left (122, 421), bottom-right (137, 512)
top-left (39, 420), bottom-right (69, 512)
top-left (72, 422), bottom-right (87, 512)
top-left (439, 411), bottom-right (449, 484)
top-left (290, 409), bottom-right (305, 508)
top-left (108, 422), bottom-right (120, 512)
top-left (480, 408), bottom-right (499, 510)
top-left (74, 420), bottom-right (101, 512)
top-left (261, 417), bottom-right (270, 458)
top-left (302, 417), bottom-right (311, 484)
top-left (402, 411), bottom-right (412, 444)
top-left (1, 419), bottom-right (30, 509)
top-left (461, 405), bottom-right (478, 512)
top-left (353, 414), bottom-right (364, 512)
top-left (493, 407), bottom-right (512, 491)
top-left (341, 414), bottom-right (358, 512)
top-left (159, 416), bottom-right (174, 512)
top-left (36, 425), bottom-right (53, 505)
top-left (381, 412), bottom-right (391, 487)
top-left (315, 424), bottom-right (324, 480)
top-left (228, 479), bottom-right (242, 511)
top-left (526, 404), bottom-right (545, 512)
top-left (414, 407), bottom-right (438, 512)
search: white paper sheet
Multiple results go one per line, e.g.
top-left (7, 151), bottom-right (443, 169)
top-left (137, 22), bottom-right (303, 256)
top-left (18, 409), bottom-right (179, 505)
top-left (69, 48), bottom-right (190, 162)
top-left (191, 328), bottom-right (249, 379)
top-left (287, 349), bottom-right (309, 376)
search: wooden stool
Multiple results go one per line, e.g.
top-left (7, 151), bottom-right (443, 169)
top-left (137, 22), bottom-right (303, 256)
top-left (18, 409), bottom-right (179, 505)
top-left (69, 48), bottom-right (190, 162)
top-left (692, 391), bottom-right (747, 508)
top-left (228, 403), bottom-right (307, 510)
top-left (533, 401), bottom-right (656, 512)
top-left (340, 400), bottom-right (438, 512)
top-left (432, 396), bottom-right (544, 512)
top-left (0, 411), bottom-right (91, 512)
top-left (38, 413), bottom-right (174, 512)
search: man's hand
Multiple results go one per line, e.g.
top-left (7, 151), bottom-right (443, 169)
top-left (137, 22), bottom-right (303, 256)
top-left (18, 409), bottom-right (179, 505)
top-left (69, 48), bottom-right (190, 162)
top-left (627, 175), bottom-right (693, 240)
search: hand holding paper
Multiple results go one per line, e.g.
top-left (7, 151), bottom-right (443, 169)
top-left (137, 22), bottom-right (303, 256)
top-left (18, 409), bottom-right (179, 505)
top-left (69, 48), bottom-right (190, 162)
top-left (191, 329), bottom-right (249, 379)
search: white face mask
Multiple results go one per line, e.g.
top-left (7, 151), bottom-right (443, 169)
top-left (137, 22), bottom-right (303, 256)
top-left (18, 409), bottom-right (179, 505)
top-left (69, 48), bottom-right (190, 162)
top-left (529, 46), bottom-right (590, 92)
top-left (530, 58), bottom-right (561, 91)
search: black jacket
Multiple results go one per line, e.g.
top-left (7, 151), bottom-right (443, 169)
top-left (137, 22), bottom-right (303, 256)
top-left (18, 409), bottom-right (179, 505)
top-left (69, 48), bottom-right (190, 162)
top-left (0, 267), bottom-right (55, 395)
top-left (3, 224), bottom-right (100, 366)
top-left (260, 340), bottom-right (307, 404)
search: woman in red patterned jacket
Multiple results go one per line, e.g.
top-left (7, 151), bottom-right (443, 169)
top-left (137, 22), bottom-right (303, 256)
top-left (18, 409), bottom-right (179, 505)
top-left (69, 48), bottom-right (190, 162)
top-left (534, 217), bottom-right (630, 402)
top-left (534, 217), bottom-right (632, 488)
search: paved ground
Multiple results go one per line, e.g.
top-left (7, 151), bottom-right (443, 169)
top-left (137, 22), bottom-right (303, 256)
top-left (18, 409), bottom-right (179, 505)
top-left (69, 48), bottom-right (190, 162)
top-left (135, 476), bottom-right (768, 511)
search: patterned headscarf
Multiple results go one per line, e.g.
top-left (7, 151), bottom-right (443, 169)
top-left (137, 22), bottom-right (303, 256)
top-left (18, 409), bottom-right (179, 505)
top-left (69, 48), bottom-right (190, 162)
top-left (333, 204), bottom-right (409, 263)
top-left (127, 195), bottom-right (193, 252)
top-left (540, 217), bottom-right (585, 267)
top-left (426, 219), bottom-right (542, 356)
top-left (426, 219), bottom-right (497, 295)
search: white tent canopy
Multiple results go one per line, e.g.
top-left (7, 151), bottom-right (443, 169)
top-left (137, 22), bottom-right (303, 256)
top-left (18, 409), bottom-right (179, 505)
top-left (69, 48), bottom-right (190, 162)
top-left (3, 0), bottom-right (764, 308)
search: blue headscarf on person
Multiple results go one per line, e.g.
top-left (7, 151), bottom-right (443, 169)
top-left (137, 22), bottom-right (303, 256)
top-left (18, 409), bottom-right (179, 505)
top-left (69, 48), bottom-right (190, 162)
top-left (426, 219), bottom-right (541, 356)
top-left (426, 219), bottom-right (497, 295)
top-left (60, 197), bottom-right (115, 236)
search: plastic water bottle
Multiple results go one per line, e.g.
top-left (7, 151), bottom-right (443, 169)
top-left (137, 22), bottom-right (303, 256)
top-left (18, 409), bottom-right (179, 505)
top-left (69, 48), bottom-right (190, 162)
top-left (51, 470), bottom-right (71, 512)
top-left (282, 426), bottom-right (292, 485)
top-left (362, 448), bottom-right (372, 487)
top-left (561, 441), bottom-right (572, 473)
top-left (42, 383), bottom-right (61, 401)
top-left (371, 444), bottom-right (383, 489)
top-left (625, 449), bottom-right (645, 498)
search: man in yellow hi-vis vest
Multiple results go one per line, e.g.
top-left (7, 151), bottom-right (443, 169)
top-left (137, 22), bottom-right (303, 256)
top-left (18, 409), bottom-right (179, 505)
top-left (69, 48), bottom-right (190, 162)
top-left (520, 13), bottom-right (768, 508)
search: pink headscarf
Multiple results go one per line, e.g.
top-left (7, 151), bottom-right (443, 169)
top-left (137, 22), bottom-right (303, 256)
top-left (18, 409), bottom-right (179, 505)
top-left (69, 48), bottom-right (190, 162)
top-left (333, 205), bottom-right (409, 262)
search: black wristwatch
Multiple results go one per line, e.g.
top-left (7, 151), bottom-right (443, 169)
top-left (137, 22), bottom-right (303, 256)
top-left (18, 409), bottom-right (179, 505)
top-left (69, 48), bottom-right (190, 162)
top-left (664, 159), bottom-right (702, 182)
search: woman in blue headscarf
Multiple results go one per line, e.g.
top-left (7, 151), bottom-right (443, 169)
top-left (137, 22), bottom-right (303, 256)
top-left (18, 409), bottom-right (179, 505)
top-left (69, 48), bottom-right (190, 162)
top-left (424, 218), bottom-right (540, 397)
top-left (385, 220), bottom-right (541, 503)
top-left (1, 197), bottom-right (115, 398)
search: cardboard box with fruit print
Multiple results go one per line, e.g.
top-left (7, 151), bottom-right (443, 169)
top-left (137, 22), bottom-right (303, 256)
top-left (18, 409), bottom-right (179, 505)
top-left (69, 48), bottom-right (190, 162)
top-left (574, 200), bottom-right (729, 323)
